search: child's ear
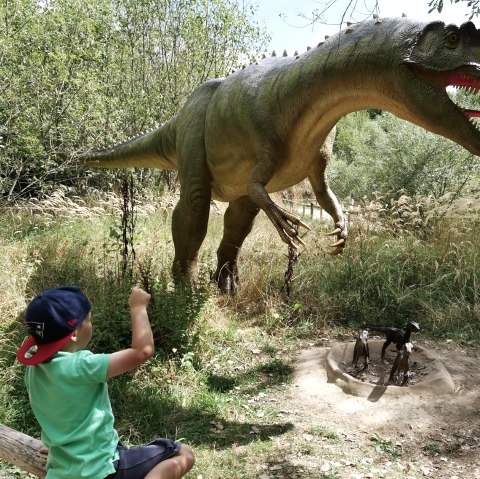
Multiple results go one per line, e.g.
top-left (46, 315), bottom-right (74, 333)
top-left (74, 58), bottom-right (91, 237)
top-left (70, 331), bottom-right (78, 343)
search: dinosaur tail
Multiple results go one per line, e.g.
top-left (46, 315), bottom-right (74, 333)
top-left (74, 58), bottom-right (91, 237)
top-left (77, 119), bottom-right (178, 170)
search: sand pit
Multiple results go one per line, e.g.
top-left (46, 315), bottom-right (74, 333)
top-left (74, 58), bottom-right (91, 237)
top-left (325, 339), bottom-right (455, 398)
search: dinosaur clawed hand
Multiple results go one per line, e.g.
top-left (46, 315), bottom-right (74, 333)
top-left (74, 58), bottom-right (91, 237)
top-left (326, 223), bottom-right (346, 255)
top-left (265, 204), bottom-right (311, 248)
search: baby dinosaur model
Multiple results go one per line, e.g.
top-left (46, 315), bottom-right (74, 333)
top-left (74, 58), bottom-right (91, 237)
top-left (78, 18), bottom-right (480, 293)
top-left (368, 321), bottom-right (420, 360)
top-left (352, 330), bottom-right (370, 371)
top-left (388, 342), bottom-right (414, 386)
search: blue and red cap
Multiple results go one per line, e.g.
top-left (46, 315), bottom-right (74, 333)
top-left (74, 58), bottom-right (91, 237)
top-left (17, 286), bottom-right (92, 365)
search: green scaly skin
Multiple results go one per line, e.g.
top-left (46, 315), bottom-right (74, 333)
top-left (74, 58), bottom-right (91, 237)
top-left (78, 17), bottom-right (480, 294)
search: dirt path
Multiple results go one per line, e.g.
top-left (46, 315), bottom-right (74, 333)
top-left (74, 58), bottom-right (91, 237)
top-left (271, 342), bottom-right (480, 478)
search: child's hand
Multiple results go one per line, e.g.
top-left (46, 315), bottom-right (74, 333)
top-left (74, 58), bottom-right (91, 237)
top-left (128, 287), bottom-right (151, 309)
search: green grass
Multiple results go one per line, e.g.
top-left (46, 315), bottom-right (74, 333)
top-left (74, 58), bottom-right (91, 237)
top-left (370, 433), bottom-right (403, 460)
top-left (307, 426), bottom-right (343, 442)
top-left (1, 192), bottom-right (479, 477)
top-left (422, 442), bottom-right (441, 454)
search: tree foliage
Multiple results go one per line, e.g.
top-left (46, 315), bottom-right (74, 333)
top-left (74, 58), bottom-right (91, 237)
top-left (428, 0), bottom-right (480, 18)
top-left (0, 0), bottom-right (267, 201)
top-left (308, 0), bottom-right (479, 28)
top-left (331, 107), bottom-right (480, 202)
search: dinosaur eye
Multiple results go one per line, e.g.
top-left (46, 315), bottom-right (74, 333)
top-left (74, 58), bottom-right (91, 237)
top-left (446, 31), bottom-right (460, 47)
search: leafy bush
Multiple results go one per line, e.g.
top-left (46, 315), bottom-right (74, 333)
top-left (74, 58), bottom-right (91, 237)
top-left (0, 0), bottom-right (267, 200)
top-left (332, 111), bottom-right (480, 201)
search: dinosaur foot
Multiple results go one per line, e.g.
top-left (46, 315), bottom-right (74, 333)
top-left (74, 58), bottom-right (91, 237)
top-left (212, 263), bottom-right (239, 295)
top-left (326, 223), bottom-right (347, 255)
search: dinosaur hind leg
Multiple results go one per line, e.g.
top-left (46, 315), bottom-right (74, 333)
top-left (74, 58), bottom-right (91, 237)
top-left (213, 196), bottom-right (260, 294)
top-left (171, 170), bottom-right (211, 288)
top-left (381, 340), bottom-right (391, 360)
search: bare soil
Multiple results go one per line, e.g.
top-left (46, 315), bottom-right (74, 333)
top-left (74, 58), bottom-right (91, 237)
top-left (266, 340), bottom-right (480, 479)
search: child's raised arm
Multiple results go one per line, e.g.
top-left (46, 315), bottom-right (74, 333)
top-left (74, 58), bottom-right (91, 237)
top-left (107, 287), bottom-right (153, 378)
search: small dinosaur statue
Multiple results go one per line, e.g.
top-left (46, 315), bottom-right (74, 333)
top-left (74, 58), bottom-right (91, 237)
top-left (367, 321), bottom-right (420, 360)
top-left (77, 18), bottom-right (480, 293)
top-left (388, 342), bottom-right (414, 386)
top-left (352, 329), bottom-right (370, 371)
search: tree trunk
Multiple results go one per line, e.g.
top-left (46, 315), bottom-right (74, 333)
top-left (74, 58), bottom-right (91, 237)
top-left (0, 424), bottom-right (46, 478)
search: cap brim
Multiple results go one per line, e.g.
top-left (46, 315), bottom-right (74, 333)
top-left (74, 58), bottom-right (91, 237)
top-left (17, 333), bottom-right (74, 365)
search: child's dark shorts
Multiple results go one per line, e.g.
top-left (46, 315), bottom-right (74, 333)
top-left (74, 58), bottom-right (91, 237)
top-left (104, 438), bottom-right (181, 479)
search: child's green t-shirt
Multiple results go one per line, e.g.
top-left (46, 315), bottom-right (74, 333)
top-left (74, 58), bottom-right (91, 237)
top-left (25, 350), bottom-right (120, 479)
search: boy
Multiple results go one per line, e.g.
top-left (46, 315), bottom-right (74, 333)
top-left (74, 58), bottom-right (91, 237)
top-left (17, 286), bottom-right (194, 479)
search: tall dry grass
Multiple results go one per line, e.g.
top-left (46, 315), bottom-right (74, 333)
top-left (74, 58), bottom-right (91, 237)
top-left (1, 188), bottom-right (479, 340)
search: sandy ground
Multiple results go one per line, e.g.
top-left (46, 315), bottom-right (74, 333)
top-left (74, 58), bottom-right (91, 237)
top-left (274, 340), bottom-right (480, 478)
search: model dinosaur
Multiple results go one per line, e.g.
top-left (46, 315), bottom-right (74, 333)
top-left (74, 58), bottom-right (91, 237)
top-left (352, 329), bottom-right (370, 371)
top-left (77, 17), bottom-right (480, 293)
top-left (388, 342), bottom-right (414, 386)
top-left (367, 321), bottom-right (420, 360)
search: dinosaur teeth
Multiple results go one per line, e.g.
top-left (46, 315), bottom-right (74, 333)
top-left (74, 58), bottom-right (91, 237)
top-left (447, 72), bottom-right (480, 90)
top-left (467, 116), bottom-right (480, 133)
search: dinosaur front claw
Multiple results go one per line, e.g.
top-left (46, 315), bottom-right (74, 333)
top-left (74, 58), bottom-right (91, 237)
top-left (264, 203), bottom-right (311, 248)
top-left (332, 238), bottom-right (345, 248)
top-left (329, 244), bottom-right (345, 256)
top-left (326, 223), bottom-right (347, 255)
top-left (326, 227), bottom-right (341, 236)
top-left (296, 218), bottom-right (312, 232)
top-left (278, 214), bottom-right (310, 248)
top-left (294, 235), bottom-right (307, 247)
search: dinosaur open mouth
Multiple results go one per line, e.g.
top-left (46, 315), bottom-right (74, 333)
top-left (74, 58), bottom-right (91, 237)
top-left (447, 72), bottom-right (480, 118)
top-left (464, 109), bottom-right (480, 118)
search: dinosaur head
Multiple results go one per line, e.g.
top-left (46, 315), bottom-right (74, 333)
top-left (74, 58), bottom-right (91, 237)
top-left (403, 20), bottom-right (480, 155)
top-left (405, 321), bottom-right (420, 332)
top-left (358, 329), bottom-right (368, 341)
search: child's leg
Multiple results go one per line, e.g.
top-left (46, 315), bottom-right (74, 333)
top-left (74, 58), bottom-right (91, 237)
top-left (144, 444), bottom-right (195, 479)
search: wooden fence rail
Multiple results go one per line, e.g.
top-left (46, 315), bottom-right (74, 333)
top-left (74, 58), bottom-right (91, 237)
top-left (283, 198), bottom-right (324, 219)
top-left (0, 424), bottom-right (46, 477)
